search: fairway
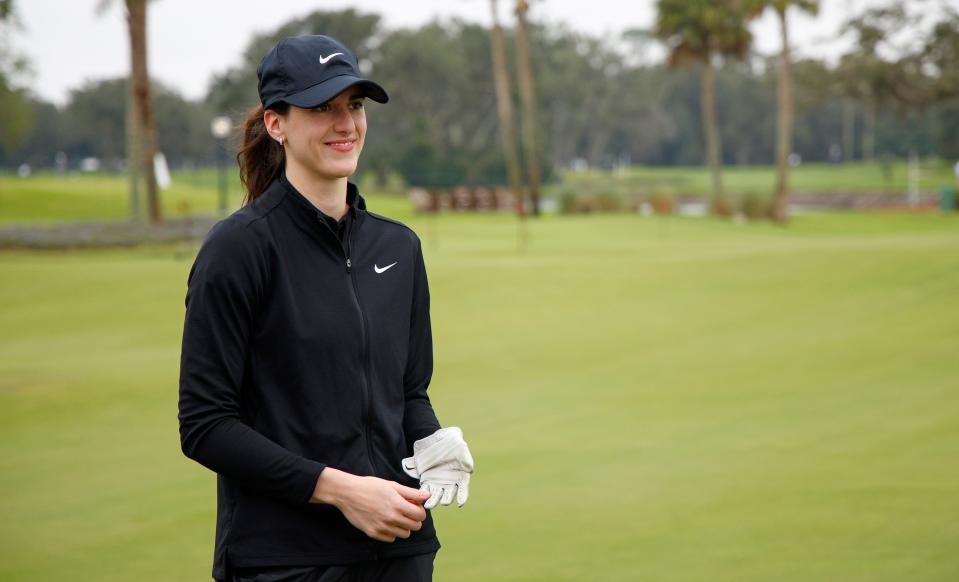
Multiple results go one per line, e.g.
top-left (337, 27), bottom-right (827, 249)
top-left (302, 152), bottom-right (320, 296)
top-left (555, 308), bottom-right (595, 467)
top-left (1, 210), bottom-right (957, 581)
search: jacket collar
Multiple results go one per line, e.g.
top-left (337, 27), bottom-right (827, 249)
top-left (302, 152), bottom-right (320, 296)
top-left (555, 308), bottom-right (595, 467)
top-left (277, 172), bottom-right (367, 221)
top-left (254, 173), bottom-right (367, 246)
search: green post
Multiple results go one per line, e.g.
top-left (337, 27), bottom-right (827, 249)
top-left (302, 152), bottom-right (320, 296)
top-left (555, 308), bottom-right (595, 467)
top-left (939, 185), bottom-right (956, 213)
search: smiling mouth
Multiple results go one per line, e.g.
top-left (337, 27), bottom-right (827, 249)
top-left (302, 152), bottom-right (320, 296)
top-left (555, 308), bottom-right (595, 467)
top-left (325, 139), bottom-right (356, 152)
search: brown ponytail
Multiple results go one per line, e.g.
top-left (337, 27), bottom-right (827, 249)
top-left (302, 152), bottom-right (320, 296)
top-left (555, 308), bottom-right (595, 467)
top-left (237, 103), bottom-right (290, 205)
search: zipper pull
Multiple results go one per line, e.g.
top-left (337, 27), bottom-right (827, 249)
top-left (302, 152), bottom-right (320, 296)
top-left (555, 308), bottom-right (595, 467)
top-left (346, 257), bottom-right (351, 274)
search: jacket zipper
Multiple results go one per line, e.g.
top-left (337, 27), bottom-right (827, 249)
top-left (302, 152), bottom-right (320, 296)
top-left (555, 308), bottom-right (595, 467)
top-left (317, 213), bottom-right (380, 561)
top-left (315, 213), bottom-right (378, 477)
top-left (346, 219), bottom-right (379, 478)
top-left (341, 216), bottom-right (382, 561)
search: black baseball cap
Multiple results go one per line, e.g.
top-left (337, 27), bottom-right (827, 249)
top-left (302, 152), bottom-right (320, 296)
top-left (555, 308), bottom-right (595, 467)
top-left (256, 35), bottom-right (389, 110)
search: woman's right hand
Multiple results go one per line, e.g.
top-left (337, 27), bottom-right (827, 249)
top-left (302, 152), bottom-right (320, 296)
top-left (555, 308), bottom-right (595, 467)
top-left (310, 467), bottom-right (431, 542)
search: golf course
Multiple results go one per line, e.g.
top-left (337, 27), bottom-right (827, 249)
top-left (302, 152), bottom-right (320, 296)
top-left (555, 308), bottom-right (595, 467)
top-left (1, 181), bottom-right (956, 580)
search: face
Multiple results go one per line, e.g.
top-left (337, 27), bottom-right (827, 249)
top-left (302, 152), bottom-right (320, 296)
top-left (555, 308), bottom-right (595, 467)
top-left (266, 85), bottom-right (367, 182)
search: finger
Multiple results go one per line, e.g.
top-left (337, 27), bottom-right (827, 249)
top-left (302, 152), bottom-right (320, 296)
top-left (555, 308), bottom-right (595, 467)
top-left (456, 479), bottom-right (469, 507)
top-left (397, 497), bottom-right (427, 522)
top-left (386, 526), bottom-right (412, 540)
top-left (388, 508), bottom-right (426, 530)
top-left (391, 481), bottom-right (431, 502)
top-left (439, 484), bottom-right (455, 506)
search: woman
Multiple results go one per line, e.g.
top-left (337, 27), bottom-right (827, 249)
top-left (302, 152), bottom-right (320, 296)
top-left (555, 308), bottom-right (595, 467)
top-left (178, 35), bottom-right (473, 582)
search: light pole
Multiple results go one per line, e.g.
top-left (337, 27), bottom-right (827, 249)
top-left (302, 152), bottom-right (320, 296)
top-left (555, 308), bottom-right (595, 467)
top-left (210, 116), bottom-right (232, 214)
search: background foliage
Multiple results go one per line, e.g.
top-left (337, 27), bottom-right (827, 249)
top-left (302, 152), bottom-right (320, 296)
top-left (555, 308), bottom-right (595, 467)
top-left (1, 6), bottom-right (957, 186)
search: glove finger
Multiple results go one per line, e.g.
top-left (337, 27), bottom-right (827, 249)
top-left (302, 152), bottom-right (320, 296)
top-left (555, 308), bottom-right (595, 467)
top-left (439, 484), bottom-right (456, 506)
top-left (456, 477), bottom-right (469, 507)
top-left (420, 481), bottom-right (434, 499)
top-left (423, 484), bottom-right (440, 510)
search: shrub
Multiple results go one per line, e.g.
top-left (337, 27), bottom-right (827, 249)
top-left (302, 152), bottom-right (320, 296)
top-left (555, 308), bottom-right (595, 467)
top-left (740, 194), bottom-right (772, 221)
top-left (558, 189), bottom-right (578, 214)
top-left (558, 190), bottom-right (623, 214)
top-left (710, 197), bottom-right (736, 217)
top-left (595, 191), bottom-right (622, 212)
top-left (649, 193), bottom-right (674, 215)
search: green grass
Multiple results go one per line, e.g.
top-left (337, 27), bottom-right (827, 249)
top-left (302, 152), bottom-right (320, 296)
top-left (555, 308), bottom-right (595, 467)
top-left (3, 162), bottom-right (957, 225)
top-left (559, 160), bottom-right (958, 198)
top-left (1, 210), bottom-right (957, 581)
top-left (0, 169), bottom-right (229, 224)
top-left (0, 169), bottom-right (412, 225)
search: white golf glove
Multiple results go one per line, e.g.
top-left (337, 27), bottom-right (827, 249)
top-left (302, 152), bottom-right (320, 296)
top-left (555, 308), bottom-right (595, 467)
top-left (401, 426), bottom-right (473, 509)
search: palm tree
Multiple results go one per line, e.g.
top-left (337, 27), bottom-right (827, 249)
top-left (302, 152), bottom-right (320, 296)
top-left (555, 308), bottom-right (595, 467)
top-left (836, 6), bottom-right (907, 166)
top-left (514, 0), bottom-right (542, 216)
top-left (768, 0), bottom-right (819, 223)
top-left (126, 0), bottom-right (161, 223)
top-left (655, 0), bottom-right (760, 210)
top-left (98, 0), bottom-right (161, 223)
top-left (488, 0), bottom-right (525, 219)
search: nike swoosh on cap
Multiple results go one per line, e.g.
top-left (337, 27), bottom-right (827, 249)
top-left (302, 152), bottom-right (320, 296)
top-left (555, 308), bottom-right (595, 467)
top-left (318, 52), bottom-right (344, 64)
top-left (374, 262), bottom-right (397, 274)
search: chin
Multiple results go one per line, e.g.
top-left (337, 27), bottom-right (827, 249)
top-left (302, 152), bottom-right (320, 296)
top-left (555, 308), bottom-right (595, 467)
top-left (316, 160), bottom-right (358, 179)
top-left (332, 163), bottom-right (359, 178)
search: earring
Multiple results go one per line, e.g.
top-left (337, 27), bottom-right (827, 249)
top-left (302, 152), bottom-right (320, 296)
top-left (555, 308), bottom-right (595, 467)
top-left (277, 136), bottom-right (284, 146)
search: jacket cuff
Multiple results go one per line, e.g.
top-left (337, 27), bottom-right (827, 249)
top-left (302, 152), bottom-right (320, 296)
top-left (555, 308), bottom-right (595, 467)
top-left (296, 459), bottom-right (327, 504)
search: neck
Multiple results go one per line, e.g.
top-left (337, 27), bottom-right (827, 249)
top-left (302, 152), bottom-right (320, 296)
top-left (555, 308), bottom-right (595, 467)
top-left (284, 162), bottom-right (350, 221)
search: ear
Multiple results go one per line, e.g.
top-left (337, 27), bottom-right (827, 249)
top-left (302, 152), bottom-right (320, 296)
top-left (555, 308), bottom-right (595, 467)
top-left (263, 108), bottom-right (284, 142)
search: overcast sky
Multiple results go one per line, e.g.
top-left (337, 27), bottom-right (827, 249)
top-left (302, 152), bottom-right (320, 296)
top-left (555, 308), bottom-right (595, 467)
top-left (11, 0), bottom-right (898, 106)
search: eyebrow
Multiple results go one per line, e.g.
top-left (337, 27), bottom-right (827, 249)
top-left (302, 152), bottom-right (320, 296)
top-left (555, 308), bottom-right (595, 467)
top-left (315, 94), bottom-right (365, 108)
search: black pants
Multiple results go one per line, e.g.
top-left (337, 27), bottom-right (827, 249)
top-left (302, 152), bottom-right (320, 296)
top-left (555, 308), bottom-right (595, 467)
top-left (229, 552), bottom-right (436, 582)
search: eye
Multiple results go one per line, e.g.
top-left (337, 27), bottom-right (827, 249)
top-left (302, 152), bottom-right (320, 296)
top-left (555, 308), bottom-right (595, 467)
top-left (313, 103), bottom-right (333, 113)
top-left (349, 100), bottom-right (365, 111)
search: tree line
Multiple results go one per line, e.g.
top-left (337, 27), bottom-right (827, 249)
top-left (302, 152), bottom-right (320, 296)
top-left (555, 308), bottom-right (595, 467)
top-left (2, 5), bottom-right (957, 195)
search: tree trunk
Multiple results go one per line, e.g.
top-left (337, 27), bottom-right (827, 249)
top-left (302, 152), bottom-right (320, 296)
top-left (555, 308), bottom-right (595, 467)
top-left (489, 0), bottom-right (526, 219)
top-left (841, 99), bottom-right (855, 163)
top-left (862, 103), bottom-right (876, 163)
top-left (126, 78), bottom-right (141, 222)
top-left (514, 0), bottom-right (541, 216)
top-left (127, 0), bottom-right (161, 223)
top-left (701, 54), bottom-right (724, 205)
top-left (374, 164), bottom-right (388, 188)
top-left (772, 6), bottom-right (792, 224)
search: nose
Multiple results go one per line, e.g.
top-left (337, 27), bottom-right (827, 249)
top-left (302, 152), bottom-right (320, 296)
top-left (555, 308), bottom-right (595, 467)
top-left (332, 105), bottom-right (355, 134)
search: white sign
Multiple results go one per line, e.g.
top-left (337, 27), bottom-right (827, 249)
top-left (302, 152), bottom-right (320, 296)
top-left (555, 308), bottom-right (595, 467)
top-left (154, 152), bottom-right (172, 190)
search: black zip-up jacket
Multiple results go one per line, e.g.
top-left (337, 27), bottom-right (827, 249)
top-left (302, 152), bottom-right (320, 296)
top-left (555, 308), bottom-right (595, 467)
top-left (178, 174), bottom-right (442, 579)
